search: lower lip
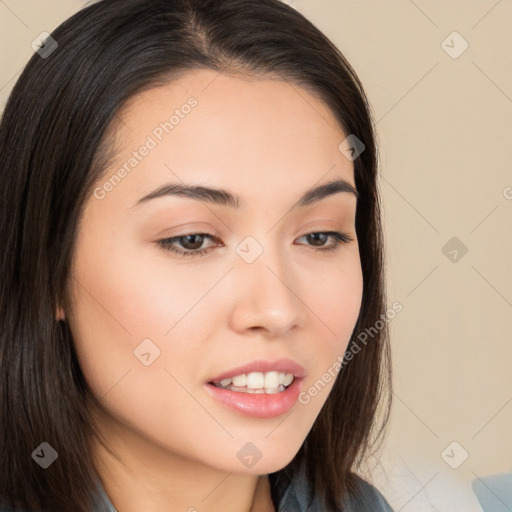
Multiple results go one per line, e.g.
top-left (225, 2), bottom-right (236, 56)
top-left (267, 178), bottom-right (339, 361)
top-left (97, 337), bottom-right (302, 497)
top-left (204, 377), bottom-right (304, 419)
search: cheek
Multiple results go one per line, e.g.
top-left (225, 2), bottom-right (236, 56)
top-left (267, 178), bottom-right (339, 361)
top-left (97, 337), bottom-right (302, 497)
top-left (290, 251), bottom-right (363, 418)
top-left (302, 247), bottom-right (363, 345)
top-left (70, 217), bottom-right (213, 336)
top-left (67, 226), bottom-right (230, 396)
top-left (67, 236), bottom-right (225, 459)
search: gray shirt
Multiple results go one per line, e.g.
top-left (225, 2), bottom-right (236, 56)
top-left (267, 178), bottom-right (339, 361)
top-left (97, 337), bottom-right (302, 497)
top-left (94, 463), bottom-right (394, 511)
top-left (270, 463), bottom-right (394, 511)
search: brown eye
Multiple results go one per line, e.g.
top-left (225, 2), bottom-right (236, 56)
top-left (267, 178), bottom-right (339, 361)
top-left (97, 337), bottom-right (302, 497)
top-left (178, 234), bottom-right (207, 250)
top-left (295, 231), bottom-right (354, 252)
top-left (157, 233), bottom-right (219, 257)
top-left (305, 232), bottom-right (329, 246)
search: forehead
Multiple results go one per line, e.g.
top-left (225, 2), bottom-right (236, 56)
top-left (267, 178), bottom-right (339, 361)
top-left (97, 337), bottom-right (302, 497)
top-left (94, 69), bottom-right (355, 211)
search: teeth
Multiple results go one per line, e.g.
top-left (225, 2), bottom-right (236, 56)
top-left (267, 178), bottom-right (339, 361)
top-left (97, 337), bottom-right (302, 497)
top-left (283, 373), bottom-right (294, 386)
top-left (264, 371), bottom-right (280, 388)
top-left (222, 384), bottom-right (286, 394)
top-left (265, 386), bottom-right (284, 394)
top-left (214, 371), bottom-right (295, 392)
top-left (232, 375), bottom-right (246, 386)
top-left (247, 372), bottom-right (264, 388)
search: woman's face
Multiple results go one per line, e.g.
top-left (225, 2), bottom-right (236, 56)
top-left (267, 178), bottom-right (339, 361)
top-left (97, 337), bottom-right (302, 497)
top-left (65, 69), bottom-right (363, 475)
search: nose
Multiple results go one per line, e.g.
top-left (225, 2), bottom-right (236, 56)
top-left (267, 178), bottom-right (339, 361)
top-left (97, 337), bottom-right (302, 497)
top-left (227, 243), bottom-right (304, 338)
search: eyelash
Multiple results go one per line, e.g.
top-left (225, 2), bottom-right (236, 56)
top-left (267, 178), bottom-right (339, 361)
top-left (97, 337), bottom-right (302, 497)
top-left (156, 231), bottom-right (354, 258)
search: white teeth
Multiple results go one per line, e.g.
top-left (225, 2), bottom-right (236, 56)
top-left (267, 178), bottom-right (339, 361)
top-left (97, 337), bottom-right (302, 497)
top-left (246, 372), bottom-right (265, 388)
top-left (264, 371), bottom-right (280, 389)
top-left (221, 384), bottom-right (286, 394)
top-left (283, 373), bottom-right (294, 386)
top-left (231, 374), bottom-right (246, 386)
top-left (213, 371), bottom-right (295, 392)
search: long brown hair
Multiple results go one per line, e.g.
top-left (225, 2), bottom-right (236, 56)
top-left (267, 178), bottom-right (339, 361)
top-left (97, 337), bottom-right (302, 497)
top-left (0, 1), bottom-right (391, 510)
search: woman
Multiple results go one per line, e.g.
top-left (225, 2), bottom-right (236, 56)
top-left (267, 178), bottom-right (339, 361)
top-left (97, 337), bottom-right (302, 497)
top-left (0, 0), bottom-right (393, 510)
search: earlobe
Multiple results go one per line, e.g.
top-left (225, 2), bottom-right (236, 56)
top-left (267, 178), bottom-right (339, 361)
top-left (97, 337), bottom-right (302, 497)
top-left (56, 305), bottom-right (65, 322)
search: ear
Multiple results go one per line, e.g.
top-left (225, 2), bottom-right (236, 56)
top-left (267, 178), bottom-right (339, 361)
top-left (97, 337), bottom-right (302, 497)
top-left (56, 305), bottom-right (65, 322)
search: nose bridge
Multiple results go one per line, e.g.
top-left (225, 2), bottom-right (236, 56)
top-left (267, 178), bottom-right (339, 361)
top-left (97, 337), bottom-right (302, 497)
top-left (230, 231), bottom-right (303, 335)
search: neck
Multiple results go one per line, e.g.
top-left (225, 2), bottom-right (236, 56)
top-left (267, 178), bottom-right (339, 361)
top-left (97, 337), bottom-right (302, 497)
top-left (89, 407), bottom-right (275, 512)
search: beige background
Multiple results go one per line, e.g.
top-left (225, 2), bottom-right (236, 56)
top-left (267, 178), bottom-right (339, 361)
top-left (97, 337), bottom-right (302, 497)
top-left (1, 1), bottom-right (511, 510)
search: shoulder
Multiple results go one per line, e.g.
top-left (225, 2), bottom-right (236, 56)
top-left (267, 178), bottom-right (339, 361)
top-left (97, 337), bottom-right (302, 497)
top-left (342, 474), bottom-right (394, 512)
top-left (273, 465), bottom-right (394, 512)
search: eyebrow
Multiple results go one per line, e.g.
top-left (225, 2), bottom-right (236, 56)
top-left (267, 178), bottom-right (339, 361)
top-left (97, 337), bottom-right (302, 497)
top-left (131, 177), bottom-right (358, 211)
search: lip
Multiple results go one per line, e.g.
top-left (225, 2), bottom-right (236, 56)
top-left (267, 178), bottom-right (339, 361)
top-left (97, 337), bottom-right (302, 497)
top-left (207, 358), bottom-right (306, 383)
top-left (204, 375), bottom-right (304, 418)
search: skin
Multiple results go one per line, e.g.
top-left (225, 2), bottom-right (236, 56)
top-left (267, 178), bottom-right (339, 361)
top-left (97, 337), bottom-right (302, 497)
top-left (58, 69), bottom-right (363, 512)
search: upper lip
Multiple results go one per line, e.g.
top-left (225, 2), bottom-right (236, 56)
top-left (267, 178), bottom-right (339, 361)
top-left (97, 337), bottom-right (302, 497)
top-left (207, 358), bottom-right (306, 383)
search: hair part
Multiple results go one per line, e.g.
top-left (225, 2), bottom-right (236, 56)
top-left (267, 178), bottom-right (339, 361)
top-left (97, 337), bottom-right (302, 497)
top-left (0, 1), bottom-right (391, 510)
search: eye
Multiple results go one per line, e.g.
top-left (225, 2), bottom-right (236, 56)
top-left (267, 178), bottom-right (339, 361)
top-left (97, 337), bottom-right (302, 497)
top-left (157, 233), bottom-right (220, 258)
top-left (156, 231), bottom-right (354, 258)
top-left (295, 231), bottom-right (354, 252)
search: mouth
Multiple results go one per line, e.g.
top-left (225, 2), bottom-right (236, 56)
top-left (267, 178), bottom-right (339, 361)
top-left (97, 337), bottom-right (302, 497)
top-left (204, 358), bottom-right (305, 418)
top-left (204, 376), bottom-right (304, 419)
top-left (206, 357), bottom-right (305, 393)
